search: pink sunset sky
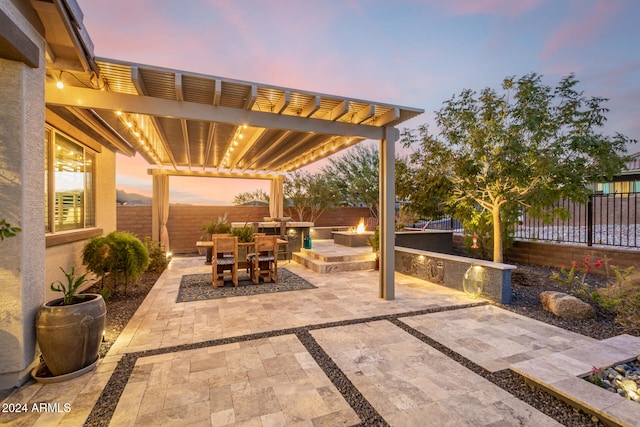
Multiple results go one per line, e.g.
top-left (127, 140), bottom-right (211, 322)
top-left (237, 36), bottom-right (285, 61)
top-left (79, 0), bottom-right (640, 205)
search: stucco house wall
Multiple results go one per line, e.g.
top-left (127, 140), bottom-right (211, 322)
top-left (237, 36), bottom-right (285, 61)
top-left (0, 0), bottom-right (119, 388)
top-left (0, 1), bottom-right (46, 389)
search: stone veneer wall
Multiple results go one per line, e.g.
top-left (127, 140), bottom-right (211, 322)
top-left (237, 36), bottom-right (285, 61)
top-left (395, 247), bottom-right (515, 304)
top-left (395, 230), bottom-right (453, 254)
top-left (117, 205), bottom-right (372, 254)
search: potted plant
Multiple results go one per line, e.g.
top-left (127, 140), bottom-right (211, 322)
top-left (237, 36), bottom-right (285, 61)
top-left (231, 222), bottom-right (254, 243)
top-left (34, 266), bottom-right (106, 381)
top-left (231, 222), bottom-right (255, 263)
top-left (369, 227), bottom-right (380, 270)
top-left (201, 214), bottom-right (231, 262)
top-left (201, 214), bottom-right (231, 238)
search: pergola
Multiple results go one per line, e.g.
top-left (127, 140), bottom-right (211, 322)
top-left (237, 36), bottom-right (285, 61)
top-left (44, 58), bottom-right (423, 299)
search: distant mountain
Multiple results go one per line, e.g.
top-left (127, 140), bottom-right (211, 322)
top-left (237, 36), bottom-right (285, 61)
top-left (116, 189), bottom-right (152, 205)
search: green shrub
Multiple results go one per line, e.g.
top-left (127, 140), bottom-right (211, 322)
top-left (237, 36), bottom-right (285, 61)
top-left (143, 236), bottom-right (167, 273)
top-left (82, 235), bottom-right (112, 294)
top-left (595, 266), bottom-right (639, 330)
top-left (550, 255), bottom-right (604, 301)
top-left (368, 227), bottom-right (379, 253)
top-left (82, 231), bottom-right (149, 295)
top-left (108, 232), bottom-right (149, 291)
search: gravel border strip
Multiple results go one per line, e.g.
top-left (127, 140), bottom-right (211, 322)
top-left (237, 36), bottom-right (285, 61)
top-left (390, 315), bottom-right (605, 426)
top-left (296, 330), bottom-right (388, 427)
top-left (84, 300), bottom-right (601, 427)
top-left (84, 302), bottom-right (486, 426)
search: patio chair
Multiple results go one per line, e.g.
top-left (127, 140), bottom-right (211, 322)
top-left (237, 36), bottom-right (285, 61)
top-left (212, 236), bottom-right (238, 287)
top-left (241, 233), bottom-right (265, 274)
top-left (247, 235), bottom-right (278, 285)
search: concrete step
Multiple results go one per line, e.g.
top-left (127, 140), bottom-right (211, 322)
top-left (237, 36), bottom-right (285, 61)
top-left (292, 251), bottom-right (377, 274)
top-left (299, 247), bottom-right (376, 263)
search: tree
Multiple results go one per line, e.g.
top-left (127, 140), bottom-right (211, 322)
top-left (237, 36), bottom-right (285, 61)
top-left (322, 144), bottom-right (380, 218)
top-left (232, 189), bottom-right (269, 206)
top-left (401, 73), bottom-right (634, 262)
top-left (284, 170), bottom-right (340, 222)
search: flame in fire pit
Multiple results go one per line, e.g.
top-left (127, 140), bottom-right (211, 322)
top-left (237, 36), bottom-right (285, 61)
top-left (348, 218), bottom-right (366, 234)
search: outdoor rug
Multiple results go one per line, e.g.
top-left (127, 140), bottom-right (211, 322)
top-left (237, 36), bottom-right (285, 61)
top-left (177, 269), bottom-right (317, 302)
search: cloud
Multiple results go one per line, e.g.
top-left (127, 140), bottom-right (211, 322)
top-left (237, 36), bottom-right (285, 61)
top-left (423, 0), bottom-right (544, 16)
top-left (540, 0), bottom-right (626, 60)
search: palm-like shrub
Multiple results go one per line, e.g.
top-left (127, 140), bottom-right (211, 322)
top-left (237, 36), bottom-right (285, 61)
top-left (231, 223), bottom-right (254, 242)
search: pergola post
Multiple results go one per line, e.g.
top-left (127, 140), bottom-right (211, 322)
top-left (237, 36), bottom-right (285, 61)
top-left (269, 175), bottom-right (284, 219)
top-left (379, 126), bottom-right (398, 300)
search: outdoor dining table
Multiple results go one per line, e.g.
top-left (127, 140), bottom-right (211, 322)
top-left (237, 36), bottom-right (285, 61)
top-left (196, 238), bottom-right (288, 269)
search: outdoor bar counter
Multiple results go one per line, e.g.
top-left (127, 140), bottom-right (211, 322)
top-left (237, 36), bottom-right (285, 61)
top-left (231, 221), bottom-right (313, 259)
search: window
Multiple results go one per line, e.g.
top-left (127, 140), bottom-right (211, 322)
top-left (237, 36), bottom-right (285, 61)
top-left (45, 127), bottom-right (96, 232)
top-left (614, 181), bottom-right (631, 194)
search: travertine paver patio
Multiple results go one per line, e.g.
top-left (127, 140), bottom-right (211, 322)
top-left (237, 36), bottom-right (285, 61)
top-left (0, 253), bottom-right (630, 426)
top-left (111, 335), bottom-right (360, 426)
top-left (312, 320), bottom-right (561, 426)
top-left (402, 305), bottom-right (596, 372)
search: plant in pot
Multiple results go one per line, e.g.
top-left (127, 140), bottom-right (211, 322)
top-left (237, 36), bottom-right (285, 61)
top-left (231, 222), bottom-right (255, 262)
top-left (231, 222), bottom-right (254, 243)
top-left (34, 266), bottom-right (106, 381)
top-left (201, 214), bottom-right (231, 263)
top-left (368, 227), bottom-right (380, 270)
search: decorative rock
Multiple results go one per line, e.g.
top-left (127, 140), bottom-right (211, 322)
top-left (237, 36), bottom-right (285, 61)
top-left (586, 359), bottom-right (640, 403)
top-left (539, 291), bottom-right (595, 319)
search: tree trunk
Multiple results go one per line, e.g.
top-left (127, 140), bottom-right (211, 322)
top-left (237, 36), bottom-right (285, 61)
top-left (492, 205), bottom-right (503, 263)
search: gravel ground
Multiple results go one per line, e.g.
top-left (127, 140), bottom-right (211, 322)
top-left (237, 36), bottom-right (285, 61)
top-left (93, 263), bottom-right (639, 426)
top-left (88, 272), bottom-right (162, 359)
top-left (499, 263), bottom-right (638, 340)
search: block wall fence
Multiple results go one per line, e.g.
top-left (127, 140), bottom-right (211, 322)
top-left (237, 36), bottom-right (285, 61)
top-left (452, 234), bottom-right (638, 273)
top-left (117, 205), bottom-right (372, 254)
top-left (117, 205), bottom-right (638, 269)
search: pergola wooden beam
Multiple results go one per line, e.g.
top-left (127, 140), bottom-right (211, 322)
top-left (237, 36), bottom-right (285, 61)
top-left (45, 83), bottom-right (385, 140)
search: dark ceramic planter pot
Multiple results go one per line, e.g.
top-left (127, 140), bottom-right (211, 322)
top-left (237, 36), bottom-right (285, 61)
top-left (36, 294), bottom-right (106, 377)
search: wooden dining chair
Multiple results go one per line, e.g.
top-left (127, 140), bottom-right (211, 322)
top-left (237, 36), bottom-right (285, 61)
top-left (212, 236), bottom-right (238, 287)
top-left (247, 235), bottom-right (278, 284)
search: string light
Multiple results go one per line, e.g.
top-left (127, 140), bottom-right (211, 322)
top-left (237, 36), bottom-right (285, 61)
top-left (219, 124), bottom-right (248, 169)
top-left (117, 112), bottom-right (163, 166)
top-left (55, 71), bottom-right (64, 89)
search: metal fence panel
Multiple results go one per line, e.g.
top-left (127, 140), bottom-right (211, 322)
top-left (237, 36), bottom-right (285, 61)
top-left (515, 193), bottom-right (639, 248)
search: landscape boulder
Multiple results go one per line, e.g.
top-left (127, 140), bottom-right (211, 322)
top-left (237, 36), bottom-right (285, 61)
top-left (540, 291), bottom-right (595, 319)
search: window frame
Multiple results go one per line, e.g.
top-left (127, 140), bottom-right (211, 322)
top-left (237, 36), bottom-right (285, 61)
top-left (45, 125), bottom-right (98, 238)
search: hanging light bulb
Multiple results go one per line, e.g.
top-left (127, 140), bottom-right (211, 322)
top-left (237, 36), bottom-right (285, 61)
top-left (55, 71), bottom-right (64, 89)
